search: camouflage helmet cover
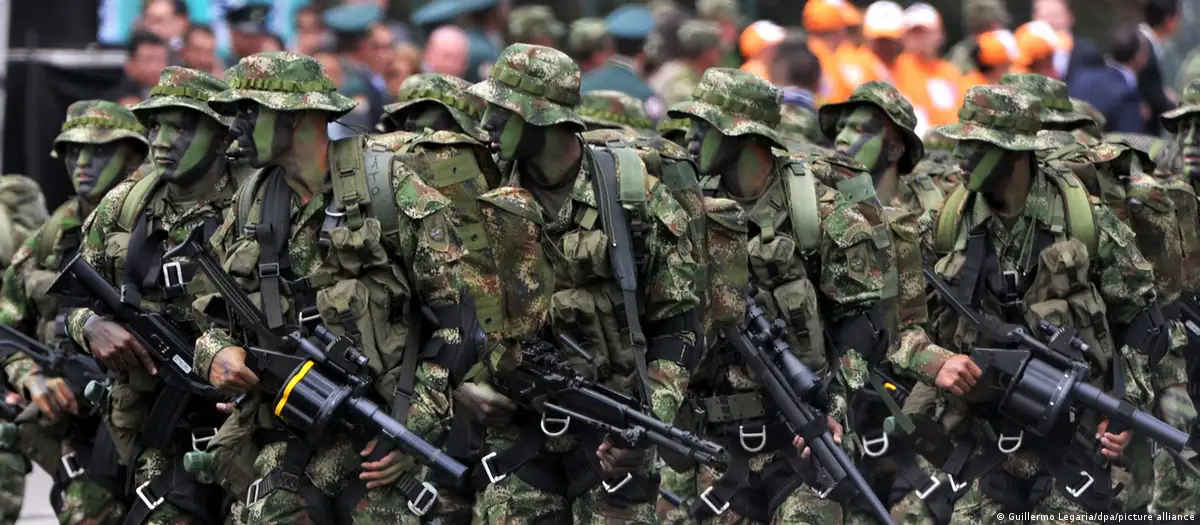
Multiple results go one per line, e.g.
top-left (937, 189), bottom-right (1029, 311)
top-left (381, 73), bottom-right (487, 141)
top-left (818, 81), bottom-right (925, 173)
top-left (933, 85), bottom-right (1072, 152)
top-left (465, 43), bottom-right (584, 128)
top-left (578, 90), bottom-right (655, 133)
top-left (52, 100), bottom-right (149, 158)
top-left (999, 73), bottom-right (1095, 128)
top-left (1161, 78), bottom-right (1200, 133)
top-left (130, 66), bottom-right (233, 127)
top-left (208, 51), bottom-right (357, 119)
top-left (667, 67), bottom-right (784, 148)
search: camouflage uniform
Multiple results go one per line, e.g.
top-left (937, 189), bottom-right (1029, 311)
top-left (945, 0), bottom-right (1010, 75)
top-left (508, 6), bottom-right (564, 47)
top-left (377, 73), bottom-right (489, 142)
top-left (779, 105), bottom-right (826, 153)
top-left (658, 21), bottom-right (721, 107)
top-left (192, 52), bottom-right (466, 525)
top-left (907, 86), bottom-right (1166, 525)
top-left (1, 101), bottom-right (149, 525)
top-left (898, 128), bottom-right (961, 224)
top-left (464, 43), bottom-right (698, 525)
top-left (578, 90), bottom-right (656, 135)
top-left (664, 68), bottom-right (890, 525)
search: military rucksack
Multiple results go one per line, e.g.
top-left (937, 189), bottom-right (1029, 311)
top-left (0, 175), bottom-right (49, 266)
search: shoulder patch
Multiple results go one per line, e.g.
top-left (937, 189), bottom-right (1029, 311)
top-left (392, 159), bottom-right (450, 219)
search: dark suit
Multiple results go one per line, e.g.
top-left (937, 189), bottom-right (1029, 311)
top-left (1068, 65), bottom-right (1145, 134)
top-left (1138, 31), bottom-right (1176, 135)
top-left (1064, 38), bottom-right (1104, 85)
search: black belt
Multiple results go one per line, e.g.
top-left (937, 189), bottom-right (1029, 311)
top-left (123, 453), bottom-right (221, 525)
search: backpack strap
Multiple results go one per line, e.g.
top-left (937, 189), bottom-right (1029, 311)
top-left (329, 136), bottom-right (372, 230)
top-left (934, 185), bottom-right (971, 255)
top-left (364, 143), bottom-right (400, 249)
top-left (783, 160), bottom-right (822, 253)
top-left (1044, 168), bottom-right (1098, 257)
top-left (117, 173), bottom-right (162, 232)
top-left (911, 173), bottom-right (946, 214)
top-left (234, 169), bottom-right (265, 236)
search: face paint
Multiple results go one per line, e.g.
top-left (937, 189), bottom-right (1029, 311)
top-left (148, 109), bottom-right (227, 184)
top-left (954, 140), bottom-right (1017, 192)
top-left (1180, 116), bottom-right (1200, 181)
top-left (481, 104), bottom-right (526, 161)
top-left (835, 107), bottom-right (889, 176)
top-left (62, 142), bottom-right (131, 203)
top-left (404, 105), bottom-right (457, 133)
top-left (229, 103), bottom-right (296, 168)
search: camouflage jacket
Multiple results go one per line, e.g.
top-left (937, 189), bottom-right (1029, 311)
top-left (661, 64), bottom-right (702, 108)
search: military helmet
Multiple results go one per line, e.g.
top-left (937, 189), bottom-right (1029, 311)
top-left (933, 85), bottom-right (1072, 152)
top-left (131, 66), bottom-right (233, 127)
top-left (466, 43), bottom-right (584, 129)
top-left (999, 73), bottom-right (1095, 128)
top-left (667, 67), bottom-right (784, 148)
top-left (52, 100), bottom-right (149, 159)
top-left (1161, 78), bottom-right (1200, 133)
top-left (818, 81), bottom-right (925, 174)
top-left (509, 5), bottom-right (565, 43)
top-left (380, 73), bottom-right (487, 140)
top-left (209, 51), bottom-right (357, 119)
top-left (578, 90), bottom-right (655, 133)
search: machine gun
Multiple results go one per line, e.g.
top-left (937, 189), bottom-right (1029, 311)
top-left (0, 323), bottom-right (105, 405)
top-left (166, 227), bottom-right (469, 485)
top-left (724, 294), bottom-right (896, 525)
top-left (488, 336), bottom-right (726, 479)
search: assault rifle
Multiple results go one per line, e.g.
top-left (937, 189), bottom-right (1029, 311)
top-left (488, 336), bottom-right (727, 476)
top-left (724, 294), bottom-right (896, 525)
top-left (0, 323), bottom-right (105, 404)
top-left (166, 227), bottom-right (469, 484)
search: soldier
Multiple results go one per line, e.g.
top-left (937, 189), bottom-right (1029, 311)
top-left (659, 20), bottom-right (723, 106)
top-left (657, 118), bottom-right (690, 148)
top-left (696, 0), bottom-right (743, 68)
top-left (567, 18), bottom-right (613, 75)
top-left (907, 85), bottom-right (1166, 525)
top-left (192, 51), bottom-right (465, 524)
top-left (779, 104), bottom-right (828, 153)
top-left (665, 67), bottom-right (890, 524)
top-left (61, 67), bottom-right (248, 525)
top-left (412, 0), bottom-right (505, 83)
top-left (461, 43), bottom-right (698, 524)
top-left (898, 128), bottom-right (961, 220)
top-left (377, 73), bottom-right (489, 141)
top-left (508, 5), bottom-right (564, 48)
top-left (582, 4), bottom-right (667, 121)
top-left (945, 0), bottom-right (1010, 75)
top-left (222, 0), bottom-right (272, 67)
top-left (1, 100), bottom-right (149, 524)
top-left (577, 90), bottom-right (656, 135)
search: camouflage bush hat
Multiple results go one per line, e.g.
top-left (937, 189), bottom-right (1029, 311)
top-left (578, 90), bottom-right (655, 132)
top-left (466, 43), bottom-right (584, 128)
top-left (999, 73), bottom-right (1094, 128)
top-left (381, 73), bottom-right (487, 140)
top-left (818, 81), bottom-right (925, 173)
top-left (922, 128), bottom-right (955, 152)
top-left (1161, 79), bottom-right (1200, 133)
top-left (509, 5), bottom-right (564, 43)
top-left (1072, 98), bottom-right (1106, 130)
top-left (568, 18), bottom-right (609, 58)
top-left (209, 51), bottom-right (357, 119)
top-left (130, 67), bottom-right (233, 127)
top-left (52, 100), bottom-right (149, 158)
top-left (697, 0), bottom-right (740, 21)
top-left (934, 85), bottom-right (1072, 152)
top-left (678, 20), bottom-right (722, 55)
top-left (667, 68), bottom-right (784, 148)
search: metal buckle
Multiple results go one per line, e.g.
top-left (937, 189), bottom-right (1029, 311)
top-left (136, 480), bottom-right (164, 510)
top-left (602, 473), bottom-right (632, 493)
top-left (246, 478), bottom-right (263, 506)
top-left (60, 452), bottom-right (85, 479)
top-left (1150, 440), bottom-right (1163, 458)
top-left (947, 475), bottom-right (969, 492)
top-left (258, 263), bottom-right (280, 278)
top-left (1066, 471), bottom-right (1094, 497)
top-left (406, 481), bottom-right (438, 517)
top-left (699, 486), bottom-right (731, 515)
top-left (811, 484), bottom-right (834, 499)
top-left (540, 413), bottom-right (571, 437)
top-left (915, 475), bottom-right (942, 500)
top-left (162, 261), bottom-right (184, 290)
top-left (297, 308), bottom-right (322, 326)
top-left (1001, 270), bottom-right (1020, 295)
top-left (861, 431), bottom-right (890, 457)
top-left (738, 425), bottom-right (767, 453)
top-left (481, 452), bottom-right (506, 484)
top-left (191, 428), bottom-right (216, 452)
top-left (997, 431), bottom-right (1024, 454)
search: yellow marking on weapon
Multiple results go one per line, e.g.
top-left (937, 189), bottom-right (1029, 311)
top-left (884, 382), bottom-right (897, 392)
top-left (276, 361), bottom-right (315, 417)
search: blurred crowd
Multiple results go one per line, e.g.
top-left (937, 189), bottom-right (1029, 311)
top-left (106, 0), bottom-right (1190, 141)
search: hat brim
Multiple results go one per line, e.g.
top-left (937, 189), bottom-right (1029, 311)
top-left (817, 100), bottom-right (924, 174)
top-left (209, 89), bottom-right (358, 120)
top-left (668, 100), bottom-right (784, 149)
top-left (934, 123), bottom-right (1072, 152)
top-left (381, 98), bottom-right (488, 142)
top-left (131, 96), bottom-right (234, 127)
top-left (1040, 108), bottom-right (1096, 127)
top-left (51, 128), bottom-right (148, 158)
top-left (465, 79), bottom-right (584, 129)
top-left (1160, 103), bottom-right (1200, 133)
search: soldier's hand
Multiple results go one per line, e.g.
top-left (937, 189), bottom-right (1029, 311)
top-left (935, 355), bottom-right (982, 396)
top-left (596, 436), bottom-right (646, 476)
top-left (215, 402), bottom-right (235, 414)
top-left (1096, 420), bottom-right (1132, 458)
top-left (209, 347), bottom-right (259, 394)
top-left (793, 416), bottom-right (843, 459)
top-left (23, 375), bottom-right (77, 421)
top-left (360, 438), bottom-right (406, 488)
top-left (84, 315), bottom-right (156, 374)
top-left (453, 382), bottom-right (516, 427)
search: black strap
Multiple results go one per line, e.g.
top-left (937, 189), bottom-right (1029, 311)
top-left (471, 411), bottom-right (551, 493)
top-left (135, 386), bottom-right (193, 453)
top-left (255, 172), bottom-right (294, 330)
top-left (1115, 301), bottom-right (1170, 368)
top-left (645, 314), bottom-right (699, 370)
top-left (122, 454), bottom-right (218, 525)
top-left (956, 224), bottom-right (987, 307)
top-left (687, 450), bottom-right (766, 522)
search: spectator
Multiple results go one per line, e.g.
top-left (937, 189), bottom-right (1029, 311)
top-left (422, 26), bottom-right (470, 78)
top-left (140, 0), bottom-right (189, 53)
top-left (388, 43), bottom-right (422, 97)
top-left (261, 33), bottom-right (285, 52)
top-left (863, 2), bottom-right (906, 70)
top-left (895, 3), bottom-right (965, 132)
top-left (739, 20), bottom-right (785, 82)
top-left (111, 31), bottom-right (170, 106)
top-left (567, 18), bottom-right (612, 75)
top-left (225, 1), bottom-right (271, 65)
top-left (1139, 0), bottom-right (1180, 134)
top-left (962, 29), bottom-right (1019, 88)
top-left (696, 0), bottom-right (742, 67)
top-left (1034, 0), bottom-right (1102, 83)
top-left (294, 6), bottom-right (328, 56)
top-left (580, 4), bottom-right (663, 119)
top-left (1068, 25), bottom-right (1148, 133)
top-left (509, 5), bottom-right (564, 48)
top-left (1014, 21), bottom-right (1065, 78)
top-left (315, 51), bottom-right (346, 88)
top-left (771, 34), bottom-right (823, 111)
top-left (325, 4), bottom-right (393, 134)
top-left (179, 24), bottom-right (218, 76)
top-left (803, 0), bottom-right (854, 101)
top-left (946, 0), bottom-right (1010, 74)
top-left (411, 0), bottom-right (506, 82)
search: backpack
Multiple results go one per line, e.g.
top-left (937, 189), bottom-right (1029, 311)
top-left (0, 175), bottom-right (49, 266)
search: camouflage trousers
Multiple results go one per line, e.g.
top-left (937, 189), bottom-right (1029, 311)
top-left (1151, 449), bottom-right (1200, 513)
top-left (127, 448), bottom-right (215, 525)
top-left (888, 454), bottom-right (947, 525)
top-left (948, 482), bottom-right (1103, 525)
top-left (0, 451), bottom-right (26, 525)
top-left (57, 476), bottom-right (126, 525)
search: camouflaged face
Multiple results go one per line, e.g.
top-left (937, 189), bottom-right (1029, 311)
top-left (509, 5), bottom-right (564, 42)
top-left (131, 66), bottom-right (233, 127)
top-left (1161, 78), bottom-right (1200, 133)
top-left (52, 100), bottom-right (149, 158)
top-left (667, 67), bottom-right (784, 147)
top-left (818, 81), bottom-right (925, 172)
top-left (678, 20), bottom-right (722, 55)
top-left (999, 73), bottom-right (1094, 127)
top-left (567, 18), bottom-right (608, 58)
top-left (208, 51), bottom-right (357, 118)
top-left (578, 90), bottom-right (655, 132)
top-left (935, 85), bottom-right (1072, 152)
top-left (465, 43), bottom-right (584, 128)
top-left (382, 73), bottom-right (487, 140)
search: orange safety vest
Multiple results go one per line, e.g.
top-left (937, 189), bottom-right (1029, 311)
top-left (892, 52), bottom-right (966, 129)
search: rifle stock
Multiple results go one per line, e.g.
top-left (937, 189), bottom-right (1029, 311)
top-left (0, 324), bottom-right (105, 402)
